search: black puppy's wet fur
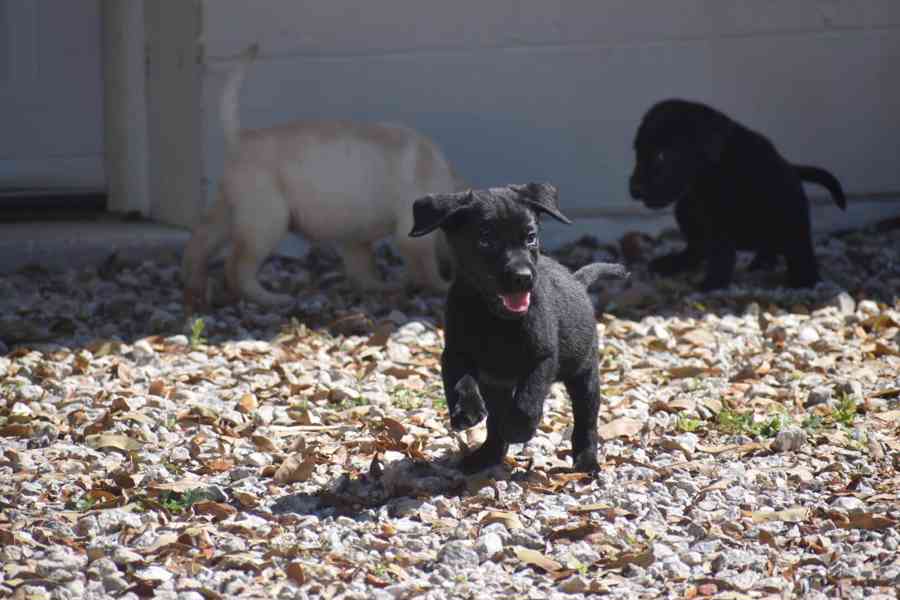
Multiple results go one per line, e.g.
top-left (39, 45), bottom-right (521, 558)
top-left (629, 98), bottom-right (846, 291)
top-left (410, 183), bottom-right (627, 473)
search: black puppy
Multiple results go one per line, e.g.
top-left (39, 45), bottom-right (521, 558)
top-left (409, 183), bottom-right (627, 473)
top-left (629, 98), bottom-right (846, 290)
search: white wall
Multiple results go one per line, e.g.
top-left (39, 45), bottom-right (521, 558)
top-left (198, 1), bottom-right (900, 232)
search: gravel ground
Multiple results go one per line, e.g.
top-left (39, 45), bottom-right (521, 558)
top-left (0, 220), bottom-right (898, 600)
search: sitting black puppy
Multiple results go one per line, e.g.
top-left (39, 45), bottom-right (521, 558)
top-left (409, 183), bottom-right (627, 473)
top-left (629, 98), bottom-right (846, 290)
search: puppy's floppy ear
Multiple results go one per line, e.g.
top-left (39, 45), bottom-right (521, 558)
top-left (510, 182), bottom-right (572, 225)
top-left (409, 190), bottom-right (475, 237)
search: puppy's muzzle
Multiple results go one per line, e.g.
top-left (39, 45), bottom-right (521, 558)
top-left (510, 267), bottom-right (534, 290)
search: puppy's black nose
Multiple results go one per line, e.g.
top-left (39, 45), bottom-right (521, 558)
top-left (511, 268), bottom-right (534, 290)
top-left (629, 177), bottom-right (643, 199)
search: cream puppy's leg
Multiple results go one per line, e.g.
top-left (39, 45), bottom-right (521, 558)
top-left (337, 241), bottom-right (394, 291)
top-left (224, 176), bottom-right (293, 306)
top-left (182, 190), bottom-right (232, 311)
top-left (394, 231), bottom-right (450, 293)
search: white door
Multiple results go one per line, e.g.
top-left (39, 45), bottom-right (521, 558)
top-left (0, 0), bottom-right (104, 198)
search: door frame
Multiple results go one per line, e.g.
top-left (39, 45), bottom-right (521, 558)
top-left (101, 0), bottom-right (204, 228)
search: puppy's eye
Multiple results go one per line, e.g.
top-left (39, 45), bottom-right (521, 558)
top-left (525, 232), bottom-right (538, 247)
top-left (478, 234), bottom-right (493, 250)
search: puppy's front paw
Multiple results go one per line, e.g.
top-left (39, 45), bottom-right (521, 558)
top-left (498, 405), bottom-right (540, 444)
top-left (572, 448), bottom-right (600, 473)
top-left (461, 439), bottom-right (508, 474)
top-left (450, 375), bottom-right (487, 431)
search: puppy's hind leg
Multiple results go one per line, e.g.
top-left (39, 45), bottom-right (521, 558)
top-left (564, 364), bottom-right (601, 473)
top-left (649, 244), bottom-right (704, 276)
top-left (182, 190), bottom-right (232, 312)
top-left (393, 230), bottom-right (451, 294)
top-left (337, 241), bottom-right (393, 291)
top-left (783, 237), bottom-right (820, 288)
top-left (225, 180), bottom-right (293, 307)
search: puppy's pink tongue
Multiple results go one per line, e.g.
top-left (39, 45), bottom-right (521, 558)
top-left (500, 291), bottom-right (531, 313)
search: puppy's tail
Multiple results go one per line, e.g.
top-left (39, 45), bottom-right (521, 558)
top-left (573, 262), bottom-right (630, 288)
top-left (795, 165), bottom-right (847, 211)
top-left (220, 43), bottom-right (260, 156)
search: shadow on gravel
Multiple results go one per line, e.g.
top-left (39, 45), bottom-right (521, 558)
top-left (269, 452), bottom-right (575, 517)
top-left (0, 244), bottom-right (448, 354)
top-left (1, 219), bottom-right (897, 355)
top-left (554, 217), bottom-right (900, 325)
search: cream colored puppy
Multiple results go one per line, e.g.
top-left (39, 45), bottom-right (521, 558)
top-left (183, 44), bottom-right (460, 309)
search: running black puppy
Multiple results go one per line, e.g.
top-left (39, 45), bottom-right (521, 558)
top-left (629, 99), bottom-right (846, 290)
top-left (409, 183), bottom-right (627, 473)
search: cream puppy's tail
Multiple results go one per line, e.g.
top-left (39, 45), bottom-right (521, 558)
top-left (220, 43), bottom-right (260, 155)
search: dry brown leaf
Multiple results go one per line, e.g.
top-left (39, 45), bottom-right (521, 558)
top-left (86, 489), bottom-right (122, 509)
top-left (287, 408), bottom-right (321, 426)
top-left (148, 379), bottom-right (168, 397)
top-left (286, 562), bottom-right (306, 586)
top-left (147, 479), bottom-right (208, 495)
top-left (86, 339), bottom-right (122, 357)
top-left (204, 458), bottom-right (235, 473)
top-left (749, 506), bottom-right (809, 523)
top-left (481, 511), bottom-right (524, 530)
top-left (667, 365), bottom-right (709, 379)
top-left (666, 396), bottom-right (696, 412)
top-left (549, 522), bottom-right (601, 541)
top-left (659, 437), bottom-right (695, 458)
top-left (364, 573), bottom-right (391, 588)
top-left (696, 478), bottom-right (733, 497)
top-left (600, 547), bottom-right (655, 570)
top-left (233, 490), bottom-right (259, 509)
top-left (513, 546), bottom-right (564, 573)
top-left (192, 501), bottom-right (238, 521)
top-left (386, 564), bottom-right (410, 581)
top-left (380, 417), bottom-right (407, 442)
top-left (383, 366), bottom-right (417, 379)
top-left (273, 455), bottom-right (316, 484)
top-left (680, 328), bottom-right (716, 346)
top-left (0, 423), bottom-right (34, 438)
top-left (252, 435), bottom-right (279, 453)
top-left (598, 417), bottom-right (643, 441)
top-left (758, 529), bottom-right (779, 548)
top-left (110, 470), bottom-right (144, 489)
top-left (836, 511), bottom-right (897, 530)
top-left (238, 393), bottom-right (258, 414)
top-left (84, 433), bottom-right (142, 453)
top-left (367, 322), bottom-right (395, 347)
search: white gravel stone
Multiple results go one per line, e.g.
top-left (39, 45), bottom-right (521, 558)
top-left (476, 532), bottom-right (503, 560)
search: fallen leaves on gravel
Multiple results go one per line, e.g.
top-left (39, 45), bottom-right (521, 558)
top-left (0, 224), bottom-right (898, 598)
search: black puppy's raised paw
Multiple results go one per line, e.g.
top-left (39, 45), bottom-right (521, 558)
top-left (450, 375), bottom-right (487, 431)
